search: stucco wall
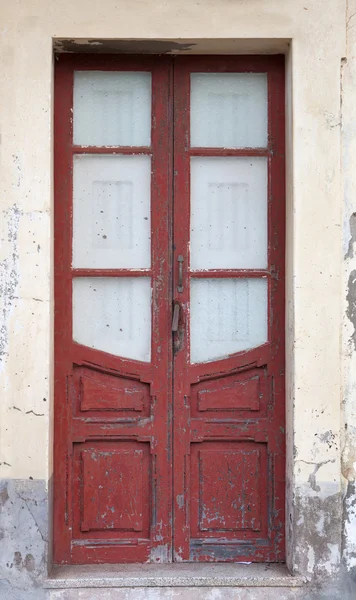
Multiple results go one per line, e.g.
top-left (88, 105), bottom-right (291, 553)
top-left (0, 0), bottom-right (354, 598)
top-left (342, 0), bottom-right (356, 574)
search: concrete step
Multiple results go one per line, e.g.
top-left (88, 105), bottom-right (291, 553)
top-left (47, 586), bottom-right (304, 600)
top-left (45, 564), bottom-right (305, 599)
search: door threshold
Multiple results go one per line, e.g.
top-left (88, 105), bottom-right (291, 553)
top-left (45, 563), bottom-right (306, 588)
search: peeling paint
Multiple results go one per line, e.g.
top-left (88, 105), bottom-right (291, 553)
top-left (54, 38), bottom-right (196, 55)
top-left (344, 213), bottom-right (356, 259)
top-left (342, 481), bottom-right (356, 570)
top-left (294, 489), bottom-right (341, 579)
top-left (346, 270), bottom-right (356, 349)
top-left (150, 544), bottom-right (169, 563)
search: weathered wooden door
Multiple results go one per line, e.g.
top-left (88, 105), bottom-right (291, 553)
top-left (54, 55), bottom-right (285, 565)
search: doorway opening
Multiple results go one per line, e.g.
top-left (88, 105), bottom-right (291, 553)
top-left (54, 54), bottom-right (285, 564)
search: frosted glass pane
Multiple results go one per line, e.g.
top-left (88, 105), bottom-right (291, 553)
top-left (73, 155), bottom-right (151, 269)
top-left (74, 71), bottom-right (151, 146)
top-left (191, 73), bottom-right (267, 148)
top-left (73, 278), bottom-right (151, 362)
top-left (190, 279), bottom-right (267, 363)
top-left (190, 157), bottom-right (267, 270)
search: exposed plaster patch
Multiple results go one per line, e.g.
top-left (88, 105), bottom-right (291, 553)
top-left (0, 205), bottom-right (21, 374)
top-left (150, 544), bottom-right (169, 563)
top-left (296, 460), bottom-right (336, 494)
top-left (342, 481), bottom-right (356, 569)
top-left (346, 269), bottom-right (356, 349)
top-left (344, 212), bottom-right (356, 260)
top-left (308, 466), bottom-right (323, 493)
top-left (294, 489), bottom-right (341, 580)
top-left (317, 431), bottom-right (338, 451)
top-left (342, 440), bottom-right (356, 481)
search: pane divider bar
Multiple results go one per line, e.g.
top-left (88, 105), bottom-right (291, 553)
top-left (189, 147), bottom-right (270, 157)
top-left (190, 269), bottom-right (270, 278)
top-left (71, 269), bottom-right (152, 278)
top-left (72, 146), bottom-right (152, 155)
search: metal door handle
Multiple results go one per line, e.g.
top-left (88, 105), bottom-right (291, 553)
top-left (177, 255), bottom-right (184, 293)
top-left (172, 303), bottom-right (180, 332)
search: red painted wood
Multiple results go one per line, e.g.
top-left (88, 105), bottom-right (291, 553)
top-left (190, 270), bottom-right (269, 279)
top-left (72, 269), bottom-right (152, 278)
top-left (78, 369), bottom-right (147, 413)
top-left (71, 440), bottom-right (151, 563)
top-left (189, 147), bottom-right (270, 157)
top-left (73, 146), bottom-right (152, 155)
top-left (172, 55), bottom-right (285, 563)
top-left (54, 55), bottom-right (172, 564)
top-left (54, 54), bottom-right (285, 565)
top-left (195, 369), bottom-right (265, 414)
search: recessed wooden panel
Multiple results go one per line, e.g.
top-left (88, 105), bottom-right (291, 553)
top-left (73, 367), bottom-right (150, 417)
top-left (79, 442), bottom-right (149, 534)
top-left (191, 368), bottom-right (266, 417)
top-left (190, 441), bottom-right (268, 542)
top-left (199, 449), bottom-right (261, 531)
top-left (80, 373), bottom-right (144, 412)
top-left (198, 375), bottom-right (259, 412)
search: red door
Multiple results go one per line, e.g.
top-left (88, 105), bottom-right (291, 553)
top-left (54, 55), bottom-right (285, 565)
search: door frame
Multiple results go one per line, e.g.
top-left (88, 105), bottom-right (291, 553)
top-left (53, 53), bottom-right (285, 564)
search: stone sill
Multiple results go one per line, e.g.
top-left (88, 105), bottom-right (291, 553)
top-left (45, 563), bottom-right (306, 588)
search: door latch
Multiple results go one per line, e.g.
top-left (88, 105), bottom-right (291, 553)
top-left (172, 302), bottom-right (180, 332)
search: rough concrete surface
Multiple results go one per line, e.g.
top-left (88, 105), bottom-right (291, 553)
top-left (47, 589), bottom-right (302, 600)
top-left (0, 479), bottom-right (48, 597)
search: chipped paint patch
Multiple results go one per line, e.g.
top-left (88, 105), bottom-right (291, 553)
top-left (294, 488), bottom-right (341, 579)
top-left (342, 481), bottom-right (356, 569)
top-left (150, 544), bottom-right (169, 563)
top-left (54, 38), bottom-right (196, 54)
top-left (346, 269), bottom-right (356, 350)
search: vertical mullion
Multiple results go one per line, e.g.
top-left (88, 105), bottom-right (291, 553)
top-left (172, 58), bottom-right (191, 561)
top-left (150, 58), bottom-right (174, 561)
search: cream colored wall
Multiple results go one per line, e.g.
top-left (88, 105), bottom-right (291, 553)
top-left (342, 0), bottom-right (356, 571)
top-left (0, 0), bottom-right (349, 577)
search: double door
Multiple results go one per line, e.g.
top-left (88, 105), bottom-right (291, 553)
top-left (54, 54), bottom-right (285, 564)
